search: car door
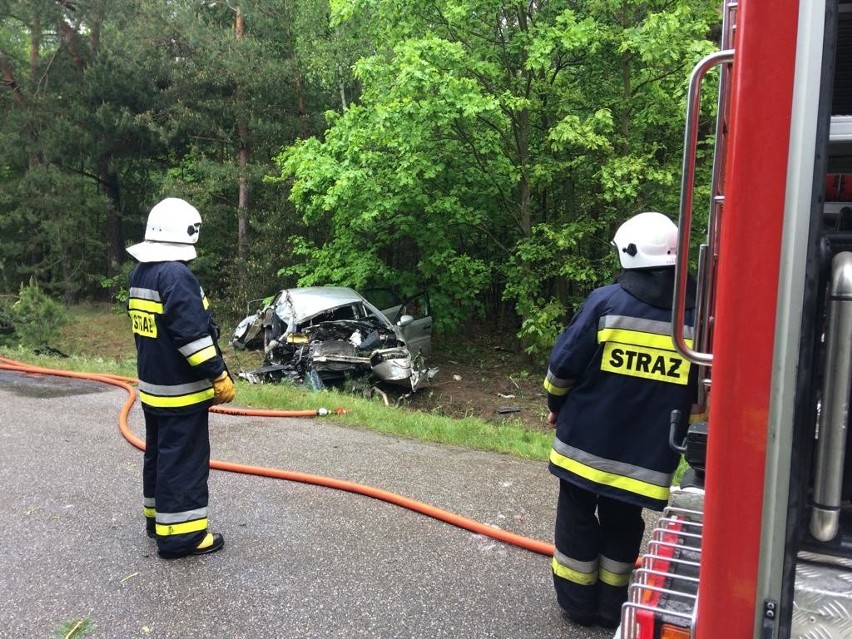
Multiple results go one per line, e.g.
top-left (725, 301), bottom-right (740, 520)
top-left (363, 288), bottom-right (433, 357)
top-left (392, 293), bottom-right (432, 357)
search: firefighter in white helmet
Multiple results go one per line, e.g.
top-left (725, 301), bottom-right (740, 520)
top-left (126, 197), bottom-right (235, 559)
top-left (543, 211), bottom-right (697, 627)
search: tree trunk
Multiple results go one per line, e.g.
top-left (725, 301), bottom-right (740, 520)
top-left (514, 5), bottom-right (531, 235)
top-left (336, 63), bottom-right (348, 112)
top-left (30, 13), bottom-right (40, 88)
top-left (238, 133), bottom-right (249, 260)
top-left (618, 5), bottom-right (632, 156)
top-left (100, 163), bottom-right (123, 277)
top-left (295, 72), bottom-right (310, 138)
top-left (620, 50), bottom-right (631, 153)
top-left (517, 106), bottom-right (531, 235)
top-left (235, 5), bottom-right (250, 261)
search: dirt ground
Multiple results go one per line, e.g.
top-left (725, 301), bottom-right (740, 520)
top-left (398, 329), bottom-right (552, 433)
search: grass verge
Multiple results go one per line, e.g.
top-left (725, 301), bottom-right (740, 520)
top-left (0, 342), bottom-right (552, 461)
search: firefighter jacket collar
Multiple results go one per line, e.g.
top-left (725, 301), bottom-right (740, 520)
top-left (127, 240), bottom-right (197, 263)
top-left (617, 268), bottom-right (695, 310)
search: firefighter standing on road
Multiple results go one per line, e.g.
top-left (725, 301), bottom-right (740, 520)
top-left (543, 212), bottom-right (697, 628)
top-left (126, 197), bottom-right (235, 559)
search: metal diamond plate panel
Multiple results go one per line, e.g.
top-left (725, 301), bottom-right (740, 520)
top-left (792, 552), bottom-right (852, 638)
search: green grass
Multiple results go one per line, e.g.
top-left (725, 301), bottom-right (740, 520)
top-left (0, 301), bottom-right (552, 461)
top-left (237, 381), bottom-right (551, 459)
top-left (55, 618), bottom-right (95, 639)
top-left (0, 346), bottom-right (551, 460)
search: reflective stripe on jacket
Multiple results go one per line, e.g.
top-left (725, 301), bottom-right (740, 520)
top-left (128, 261), bottom-right (226, 414)
top-left (544, 281), bottom-right (697, 510)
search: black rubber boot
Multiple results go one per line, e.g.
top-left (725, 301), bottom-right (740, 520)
top-left (158, 532), bottom-right (224, 559)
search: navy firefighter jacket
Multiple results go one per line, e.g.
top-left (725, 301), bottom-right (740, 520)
top-left (544, 273), bottom-right (697, 511)
top-left (127, 261), bottom-right (226, 415)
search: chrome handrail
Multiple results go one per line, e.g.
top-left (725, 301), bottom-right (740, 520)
top-left (673, 49), bottom-right (734, 366)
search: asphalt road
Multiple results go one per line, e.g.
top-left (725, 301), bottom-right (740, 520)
top-left (0, 367), bottom-right (620, 639)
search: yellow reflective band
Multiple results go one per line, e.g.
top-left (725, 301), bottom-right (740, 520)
top-left (156, 518), bottom-right (208, 537)
top-left (202, 294), bottom-right (210, 310)
top-left (549, 448), bottom-right (671, 502)
top-left (599, 566), bottom-right (632, 587)
top-left (543, 379), bottom-right (570, 396)
top-left (600, 342), bottom-right (690, 385)
top-left (597, 327), bottom-right (689, 351)
top-left (690, 405), bottom-right (708, 423)
top-left (139, 387), bottom-right (215, 408)
top-left (129, 310), bottom-right (158, 338)
top-left (551, 557), bottom-right (598, 586)
top-left (187, 345), bottom-right (217, 366)
top-left (143, 506), bottom-right (156, 518)
top-left (128, 298), bottom-right (164, 314)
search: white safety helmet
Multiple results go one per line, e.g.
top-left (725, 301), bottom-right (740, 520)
top-left (611, 211), bottom-right (678, 269)
top-left (126, 198), bottom-right (202, 263)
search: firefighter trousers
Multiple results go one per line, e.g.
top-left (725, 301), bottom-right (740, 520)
top-left (142, 408), bottom-right (211, 556)
top-left (552, 479), bottom-right (645, 623)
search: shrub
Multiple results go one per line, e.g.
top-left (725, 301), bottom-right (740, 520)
top-left (9, 278), bottom-right (68, 348)
top-left (0, 298), bottom-right (15, 346)
top-left (517, 300), bottom-right (567, 363)
top-left (100, 260), bottom-right (135, 310)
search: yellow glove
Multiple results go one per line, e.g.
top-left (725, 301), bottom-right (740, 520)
top-left (212, 371), bottom-right (235, 405)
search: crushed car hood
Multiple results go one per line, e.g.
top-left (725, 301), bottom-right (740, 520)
top-left (275, 287), bottom-right (377, 325)
top-left (231, 286), bottom-right (435, 392)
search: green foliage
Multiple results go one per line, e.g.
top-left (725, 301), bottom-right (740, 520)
top-left (0, 0), bottom-right (344, 307)
top-left (0, 298), bottom-right (15, 347)
top-left (100, 261), bottom-right (136, 308)
top-left (0, 0), bottom-right (722, 346)
top-left (274, 34), bottom-right (514, 330)
top-left (0, 142), bottom-right (112, 301)
top-left (9, 278), bottom-right (68, 348)
top-left (54, 617), bottom-right (95, 639)
top-left (517, 300), bottom-right (569, 364)
top-left (277, 0), bottom-right (720, 347)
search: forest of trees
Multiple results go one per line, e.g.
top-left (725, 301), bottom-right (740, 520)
top-left (0, 0), bottom-right (721, 357)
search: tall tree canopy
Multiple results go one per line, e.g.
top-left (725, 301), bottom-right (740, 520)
top-left (0, 0), bottom-right (349, 307)
top-left (0, 0), bottom-right (721, 355)
top-left (276, 0), bottom-right (719, 349)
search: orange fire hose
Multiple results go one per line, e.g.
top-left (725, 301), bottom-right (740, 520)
top-left (0, 356), bottom-right (555, 557)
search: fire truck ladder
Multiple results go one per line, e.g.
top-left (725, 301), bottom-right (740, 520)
top-left (622, 505), bottom-right (704, 637)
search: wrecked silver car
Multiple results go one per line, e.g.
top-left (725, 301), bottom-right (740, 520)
top-left (230, 286), bottom-right (434, 391)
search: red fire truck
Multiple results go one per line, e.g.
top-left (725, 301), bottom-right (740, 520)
top-left (621, 0), bottom-right (852, 638)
